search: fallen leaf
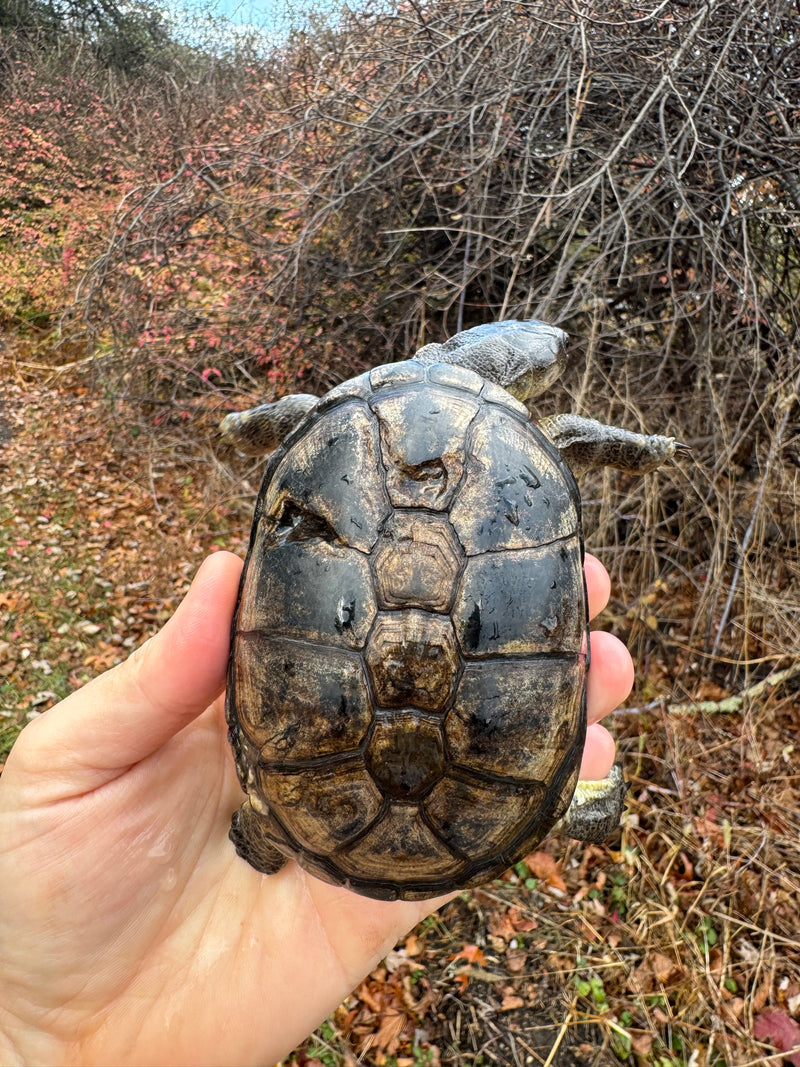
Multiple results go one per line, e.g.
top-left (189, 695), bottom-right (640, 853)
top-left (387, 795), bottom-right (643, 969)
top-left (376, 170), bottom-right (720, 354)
top-left (628, 951), bottom-right (683, 994)
top-left (404, 933), bottom-right (423, 957)
top-left (500, 994), bottom-right (525, 1011)
top-left (724, 997), bottom-right (745, 1021)
top-left (488, 910), bottom-right (518, 941)
top-left (449, 944), bottom-right (486, 967)
top-left (524, 851), bottom-right (567, 892)
top-left (753, 979), bottom-right (772, 1012)
top-left (505, 948), bottom-right (527, 973)
top-left (754, 1009), bottom-right (800, 1066)
top-left (631, 1031), bottom-right (653, 1056)
top-left (651, 951), bottom-right (681, 983)
top-left (372, 1009), bottom-right (408, 1055)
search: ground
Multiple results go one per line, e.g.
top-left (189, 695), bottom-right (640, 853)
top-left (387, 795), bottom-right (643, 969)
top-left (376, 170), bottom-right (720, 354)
top-left (1, 373), bottom-right (799, 1067)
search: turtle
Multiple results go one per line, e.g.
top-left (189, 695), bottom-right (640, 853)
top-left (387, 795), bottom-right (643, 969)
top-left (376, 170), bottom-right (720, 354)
top-left (219, 319), bottom-right (685, 901)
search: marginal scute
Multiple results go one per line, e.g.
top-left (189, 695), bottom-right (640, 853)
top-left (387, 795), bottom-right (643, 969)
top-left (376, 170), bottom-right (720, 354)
top-left (445, 658), bottom-right (585, 780)
top-left (481, 378), bottom-right (529, 417)
top-left (318, 370), bottom-right (372, 408)
top-left (371, 386), bottom-right (480, 509)
top-left (370, 360), bottom-right (426, 390)
top-left (450, 405), bottom-right (578, 553)
top-left (426, 362), bottom-right (484, 395)
top-left (422, 774), bottom-right (543, 858)
top-left (263, 401), bottom-right (391, 553)
top-left (452, 542), bottom-right (585, 657)
top-left (232, 635), bottom-right (371, 760)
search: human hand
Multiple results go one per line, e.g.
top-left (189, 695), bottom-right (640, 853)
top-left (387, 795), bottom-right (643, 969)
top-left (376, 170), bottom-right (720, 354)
top-left (0, 551), bottom-right (632, 1067)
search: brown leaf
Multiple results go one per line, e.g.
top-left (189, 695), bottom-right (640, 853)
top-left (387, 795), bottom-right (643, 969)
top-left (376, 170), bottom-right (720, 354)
top-left (707, 947), bottom-right (724, 978)
top-left (488, 910), bottom-right (518, 941)
top-left (524, 851), bottom-right (567, 892)
top-left (372, 1010), bottom-right (408, 1055)
top-left (356, 981), bottom-right (384, 1015)
top-left (724, 998), bottom-right (745, 1021)
top-left (500, 994), bottom-right (525, 1011)
top-left (628, 961), bottom-right (654, 995)
top-left (650, 951), bottom-right (681, 984)
top-left (631, 1031), bottom-right (653, 1056)
top-left (753, 979), bottom-right (771, 1012)
top-left (505, 948), bottom-right (528, 973)
top-left (507, 905), bottom-right (538, 932)
top-left (627, 951), bottom-right (683, 994)
top-left (404, 933), bottom-right (423, 957)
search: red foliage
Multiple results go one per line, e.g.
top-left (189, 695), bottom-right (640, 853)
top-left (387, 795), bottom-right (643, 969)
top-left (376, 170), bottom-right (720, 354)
top-left (754, 1010), bottom-right (800, 1066)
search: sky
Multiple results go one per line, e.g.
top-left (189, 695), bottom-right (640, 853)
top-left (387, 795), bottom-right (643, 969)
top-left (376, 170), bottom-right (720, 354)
top-left (163, 0), bottom-right (347, 50)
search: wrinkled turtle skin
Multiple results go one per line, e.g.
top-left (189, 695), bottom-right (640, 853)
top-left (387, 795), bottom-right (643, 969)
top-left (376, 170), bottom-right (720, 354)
top-left (223, 321), bottom-right (683, 900)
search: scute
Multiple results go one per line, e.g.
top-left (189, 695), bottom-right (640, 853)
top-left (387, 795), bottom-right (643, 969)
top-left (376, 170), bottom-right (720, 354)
top-left (480, 378), bottom-right (529, 417)
top-left (426, 362), bottom-right (484, 395)
top-left (259, 762), bottom-right (384, 853)
top-left (236, 537), bottom-right (376, 650)
top-left (371, 386), bottom-right (480, 509)
top-left (372, 511), bottom-right (462, 612)
top-left (370, 360), bottom-right (426, 390)
top-left (365, 711), bottom-right (446, 800)
top-left (365, 610), bottom-right (460, 712)
top-left (422, 774), bottom-right (543, 858)
top-left (452, 542), bottom-right (585, 657)
top-left (263, 400), bottom-right (390, 553)
top-left (232, 635), bottom-right (371, 760)
top-left (333, 803), bottom-right (461, 883)
top-left (445, 659), bottom-right (585, 780)
top-left (450, 405), bottom-right (578, 554)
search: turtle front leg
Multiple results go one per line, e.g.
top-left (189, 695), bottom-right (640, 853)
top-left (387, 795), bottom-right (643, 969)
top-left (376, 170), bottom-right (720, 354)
top-left (555, 762), bottom-right (628, 843)
top-left (539, 413), bottom-right (690, 478)
top-left (218, 394), bottom-right (318, 456)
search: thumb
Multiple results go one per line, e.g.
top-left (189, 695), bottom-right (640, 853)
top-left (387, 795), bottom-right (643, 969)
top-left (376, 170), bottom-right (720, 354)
top-left (9, 551), bottom-right (243, 792)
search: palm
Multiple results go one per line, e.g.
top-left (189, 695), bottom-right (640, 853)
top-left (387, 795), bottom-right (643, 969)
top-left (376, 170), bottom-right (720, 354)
top-left (1, 695), bottom-right (441, 1065)
top-left (0, 552), bottom-right (632, 1066)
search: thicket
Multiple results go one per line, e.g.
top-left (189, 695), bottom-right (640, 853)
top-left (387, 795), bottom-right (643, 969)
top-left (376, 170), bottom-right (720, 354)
top-left (0, 0), bottom-right (265, 343)
top-left (63, 0), bottom-right (800, 686)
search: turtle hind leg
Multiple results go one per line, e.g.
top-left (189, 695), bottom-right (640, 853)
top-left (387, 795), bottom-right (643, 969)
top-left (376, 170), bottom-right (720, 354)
top-left (218, 394), bottom-right (318, 456)
top-left (556, 762), bottom-right (629, 844)
top-left (539, 413), bottom-right (690, 478)
top-left (229, 801), bottom-right (288, 875)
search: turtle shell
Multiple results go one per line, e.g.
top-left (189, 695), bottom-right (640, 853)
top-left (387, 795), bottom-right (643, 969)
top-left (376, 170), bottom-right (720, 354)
top-left (226, 360), bottom-right (589, 900)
